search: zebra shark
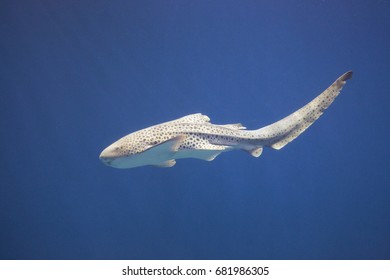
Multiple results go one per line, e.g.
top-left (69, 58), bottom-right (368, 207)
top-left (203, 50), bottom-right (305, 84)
top-left (100, 71), bottom-right (352, 169)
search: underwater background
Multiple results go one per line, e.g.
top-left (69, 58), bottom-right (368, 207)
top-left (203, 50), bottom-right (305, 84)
top-left (1, 0), bottom-right (389, 259)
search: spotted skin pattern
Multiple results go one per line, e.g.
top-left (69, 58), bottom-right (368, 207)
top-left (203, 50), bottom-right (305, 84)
top-left (100, 71), bottom-right (352, 169)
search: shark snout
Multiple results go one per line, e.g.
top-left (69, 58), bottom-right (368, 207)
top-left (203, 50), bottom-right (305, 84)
top-left (99, 144), bottom-right (121, 166)
top-left (99, 151), bottom-right (113, 166)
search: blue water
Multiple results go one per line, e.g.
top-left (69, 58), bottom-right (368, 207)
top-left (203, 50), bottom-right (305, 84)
top-left (1, 1), bottom-right (389, 260)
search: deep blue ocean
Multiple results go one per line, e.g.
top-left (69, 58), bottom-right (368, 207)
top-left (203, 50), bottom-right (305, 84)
top-left (1, 1), bottom-right (389, 260)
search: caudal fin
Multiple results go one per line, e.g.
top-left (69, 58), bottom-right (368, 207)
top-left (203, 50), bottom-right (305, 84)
top-left (255, 71), bottom-right (353, 149)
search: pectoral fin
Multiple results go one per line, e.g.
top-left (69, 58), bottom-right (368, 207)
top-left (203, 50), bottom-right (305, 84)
top-left (141, 135), bottom-right (186, 167)
top-left (144, 135), bottom-right (186, 154)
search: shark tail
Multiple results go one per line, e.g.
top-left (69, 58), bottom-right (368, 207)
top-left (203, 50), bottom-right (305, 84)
top-left (254, 71), bottom-right (353, 150)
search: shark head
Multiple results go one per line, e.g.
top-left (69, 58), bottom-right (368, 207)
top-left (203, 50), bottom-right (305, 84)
top-left (99, 138), bottom-right (136, 168)
top-left (99, 130), bottom-right (153, 168)
top-left (99, 131), bottom-right (186, 169)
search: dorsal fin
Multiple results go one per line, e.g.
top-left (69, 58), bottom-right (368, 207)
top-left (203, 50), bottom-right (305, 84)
top-left (164, 113), bottom-right (210, 124)
top-left (217, 123), bottom-right (246, 130)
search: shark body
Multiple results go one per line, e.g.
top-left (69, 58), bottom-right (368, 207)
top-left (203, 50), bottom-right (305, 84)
top-left (100, 71), bottom-right (352, 169)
